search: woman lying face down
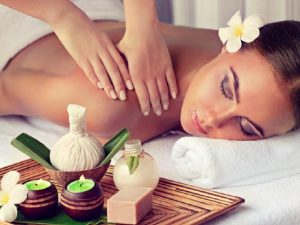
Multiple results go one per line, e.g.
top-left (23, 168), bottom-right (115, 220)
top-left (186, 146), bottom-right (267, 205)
top-left (1, 20), bottom-right (299, 142)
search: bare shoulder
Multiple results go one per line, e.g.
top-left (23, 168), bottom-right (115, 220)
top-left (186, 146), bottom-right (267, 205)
top-left (94, 21), bottom-right (221, 50)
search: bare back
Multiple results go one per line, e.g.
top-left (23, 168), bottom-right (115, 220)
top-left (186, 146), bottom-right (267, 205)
top-left (2, 21), bottom-right (221, 142)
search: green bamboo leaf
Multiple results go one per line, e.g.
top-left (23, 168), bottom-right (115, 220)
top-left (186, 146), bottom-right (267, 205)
top-left (11, 137), bottom-right (55, 170)
top-left (16, 133), bottom-right (51, 162)
top-left (100, 129), bottom-right (130, 167)
top-left (14, 206), bottom-right (109, 225)
top-left (103, 128), bottom-right (129, 155)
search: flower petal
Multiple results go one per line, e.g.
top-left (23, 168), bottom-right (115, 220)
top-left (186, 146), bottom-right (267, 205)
top-left (1, 171), bottom-right (20, 193)
top-left (218, 27), bottom-right (235, 44)
top-left (0, 203), bottom-right (17, 222)
top-left (243, 14), bottom-right (264, 28)
top-left (227, 10), bottom-right (243, 27)
top-left (241, 27), bottom-right (260, 43)
top-left (9, 184), bottom-right (28, 204)
top-left (0, 191), bottom-right (9, 206)
top-left (226, 37), bottom-right (242, 53)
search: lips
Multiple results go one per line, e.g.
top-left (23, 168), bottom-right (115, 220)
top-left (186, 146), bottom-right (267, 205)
top-left (192, 109), bottom-right (208, 135)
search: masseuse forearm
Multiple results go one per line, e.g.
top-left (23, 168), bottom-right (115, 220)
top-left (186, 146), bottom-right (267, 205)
top-left (123, 0), bottom-right (159, 32)
top-left (0, 0), bottom-right (80, 25)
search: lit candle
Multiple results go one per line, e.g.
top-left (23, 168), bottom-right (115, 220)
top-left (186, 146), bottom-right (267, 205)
top-left (67, 175), bottom-right (95, 193)
top-left (19, 179), bottom-right (58, 219)
top-left (61, 175), bottom-right (104, 221)
top-left (24, 179), bottom-right (51, 191)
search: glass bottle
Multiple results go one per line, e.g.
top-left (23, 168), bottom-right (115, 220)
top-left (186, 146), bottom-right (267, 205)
top-left (113, 139), bottom-right (159, 190)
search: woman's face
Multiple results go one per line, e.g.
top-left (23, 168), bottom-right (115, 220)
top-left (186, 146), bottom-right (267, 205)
top-left (180, 49), bottom-right (295, 140)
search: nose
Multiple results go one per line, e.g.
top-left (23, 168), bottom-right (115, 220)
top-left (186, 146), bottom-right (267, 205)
top-left (201, 107), bottom-right (236, 129)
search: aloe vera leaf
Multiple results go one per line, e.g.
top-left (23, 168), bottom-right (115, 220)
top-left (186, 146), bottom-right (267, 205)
top-left (130, 156), bottom-right (140, 174)
top-left (16, 133), bottom-right (51, 162)
top-left (103, 128), bottom-right (129, 155)
top-left (100, 129), bottom-right (130, 167)
top-left (11, 135), bottom-right (55, 169)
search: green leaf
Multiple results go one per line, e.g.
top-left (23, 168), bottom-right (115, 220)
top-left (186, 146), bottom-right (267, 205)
top-left (127, 155), bottom-right (140, 175)
top-left (127, 156), bottom-right (134, 173)
top-left (100, 128), bottom-right (130, 167)
top-left (14, 206), bottom-right (111, 225)
top-left (103, 128), bottom-right (130, 155)
top-left (11, 133), bottom-right (55, 170)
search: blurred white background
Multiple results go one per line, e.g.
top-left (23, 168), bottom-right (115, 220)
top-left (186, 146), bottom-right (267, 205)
top-left (156, 0), bottom-right (300, 29)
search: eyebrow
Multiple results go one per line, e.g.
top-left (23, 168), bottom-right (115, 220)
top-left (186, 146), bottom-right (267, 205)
top-left (230, 66), bottom-right (240, 103)
top-left (230, 66), bottom-right (265, 137)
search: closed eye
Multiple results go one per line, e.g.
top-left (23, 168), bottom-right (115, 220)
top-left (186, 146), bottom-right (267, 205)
top-left (220, 74), bottom-right (234, 100)
top-left (239, 117), bottom-right (264, 137)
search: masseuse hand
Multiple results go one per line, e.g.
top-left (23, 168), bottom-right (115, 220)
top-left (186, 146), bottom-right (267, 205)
top-left (50, 6), bottom-right (131, 100)
top-left (117, 24), bottom-right (177, 116)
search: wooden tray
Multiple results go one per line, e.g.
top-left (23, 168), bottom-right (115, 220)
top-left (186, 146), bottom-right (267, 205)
top-left (0, 159), bottom-right (245, 225)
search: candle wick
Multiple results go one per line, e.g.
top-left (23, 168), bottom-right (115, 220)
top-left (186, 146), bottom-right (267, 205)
top-left (80, 183), bottom-right (83, 187)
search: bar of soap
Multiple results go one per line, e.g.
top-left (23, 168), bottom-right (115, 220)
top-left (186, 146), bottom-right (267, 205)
top-left (107, 187), bottom-right (153, 224)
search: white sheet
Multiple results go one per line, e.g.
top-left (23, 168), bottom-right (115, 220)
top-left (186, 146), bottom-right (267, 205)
top-left (0, 116), bottom-right (300, 225)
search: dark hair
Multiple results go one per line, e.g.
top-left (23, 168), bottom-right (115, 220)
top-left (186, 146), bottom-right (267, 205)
top-left (242, 20), bottom-right (300, 130)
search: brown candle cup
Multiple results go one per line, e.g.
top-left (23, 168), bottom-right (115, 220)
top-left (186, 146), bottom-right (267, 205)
top-left (61, 179), bottom-right (104, 221)
top-left (44, 161), bottom-right (110, 187)
top-left (18, 182), bottom-right (58, 219)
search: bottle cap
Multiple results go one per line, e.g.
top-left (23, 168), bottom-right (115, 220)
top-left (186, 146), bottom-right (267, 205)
top-left (124, 139), bottom-right (142, 156)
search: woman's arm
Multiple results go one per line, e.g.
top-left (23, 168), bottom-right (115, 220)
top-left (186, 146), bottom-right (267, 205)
top-left (118, 0), bottom-right (178, 116)
top-left (0, 0), bottom-right (74, 25)
top-left (0, 0), bottom-right (131, 101)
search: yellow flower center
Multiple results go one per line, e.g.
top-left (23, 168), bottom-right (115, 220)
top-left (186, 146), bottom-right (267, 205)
top-left (0, 193), bottom-right (10, 205)
top-left (234, 25), bottom-right (244, 37)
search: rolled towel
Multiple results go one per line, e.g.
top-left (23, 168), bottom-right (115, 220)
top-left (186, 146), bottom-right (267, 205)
top-left (171, 129), bottom-right (300, 188)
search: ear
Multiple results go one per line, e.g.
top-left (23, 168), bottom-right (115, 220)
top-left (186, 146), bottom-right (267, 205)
top-left (221, 46), bottom-right (227, 54)
top-left (218, 46), bottom-right (228, 57)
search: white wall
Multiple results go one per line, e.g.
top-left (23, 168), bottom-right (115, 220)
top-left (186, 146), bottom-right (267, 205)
top-left (161, 0), bottom-right (300, 29)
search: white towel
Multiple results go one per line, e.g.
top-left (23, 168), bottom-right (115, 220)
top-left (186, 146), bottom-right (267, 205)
top-left (171, 129), bottom-right (300, 188)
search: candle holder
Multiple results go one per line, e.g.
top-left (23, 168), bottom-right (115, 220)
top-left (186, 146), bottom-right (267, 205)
top-left (18, 179), bottom-right (58, 219)
top-left (61, 176), bottom-right (104, 221)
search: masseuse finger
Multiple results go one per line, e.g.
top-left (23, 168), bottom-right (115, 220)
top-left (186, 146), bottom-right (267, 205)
top-left (134, 81), bottom-right (151, 116)
top-left (166, 67), bottom-right (178, 99)
top-left (91, 56), bottom-right (116, 100)
top-left (147, 81), bottom-right (163, 116)
top-left (107, 44), bottom-right (133, 91)
top-left (157, 77), bottom-right (170, 111)
top-left (100, 49), bottom-right (126, 101)
top-left (82, 60), bottom-right (99, 87)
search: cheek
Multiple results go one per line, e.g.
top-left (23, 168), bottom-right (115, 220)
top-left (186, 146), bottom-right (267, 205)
top-left (210, 119), bottom-right (260, 140)
top-left (191, 72), bottom-right (225, 109)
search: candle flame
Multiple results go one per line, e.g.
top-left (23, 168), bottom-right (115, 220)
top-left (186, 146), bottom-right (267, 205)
top-left (37, 179), bottom-right (43, 185)
top-left (79, 175), bottom-right (86, 182)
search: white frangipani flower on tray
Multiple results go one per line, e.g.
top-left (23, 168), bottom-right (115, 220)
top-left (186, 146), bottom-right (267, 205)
top-left (0, 171), bottom-right (28, 222)
top-left (218, 10), bottom-right (264, 53)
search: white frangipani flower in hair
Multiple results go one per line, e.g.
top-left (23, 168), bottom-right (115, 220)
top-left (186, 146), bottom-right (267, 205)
top-left (0, 171), bottom-right (28, 222)
top-left (218, 10), bottom-right (264, 53)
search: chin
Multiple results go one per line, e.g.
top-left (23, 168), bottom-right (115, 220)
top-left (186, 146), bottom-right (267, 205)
top-left (180, 112), bottom-right (205, 137)
top-left (180, 120), bottom-right (193, 135)
top-left (180, 108), bottom-right (191, 133)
